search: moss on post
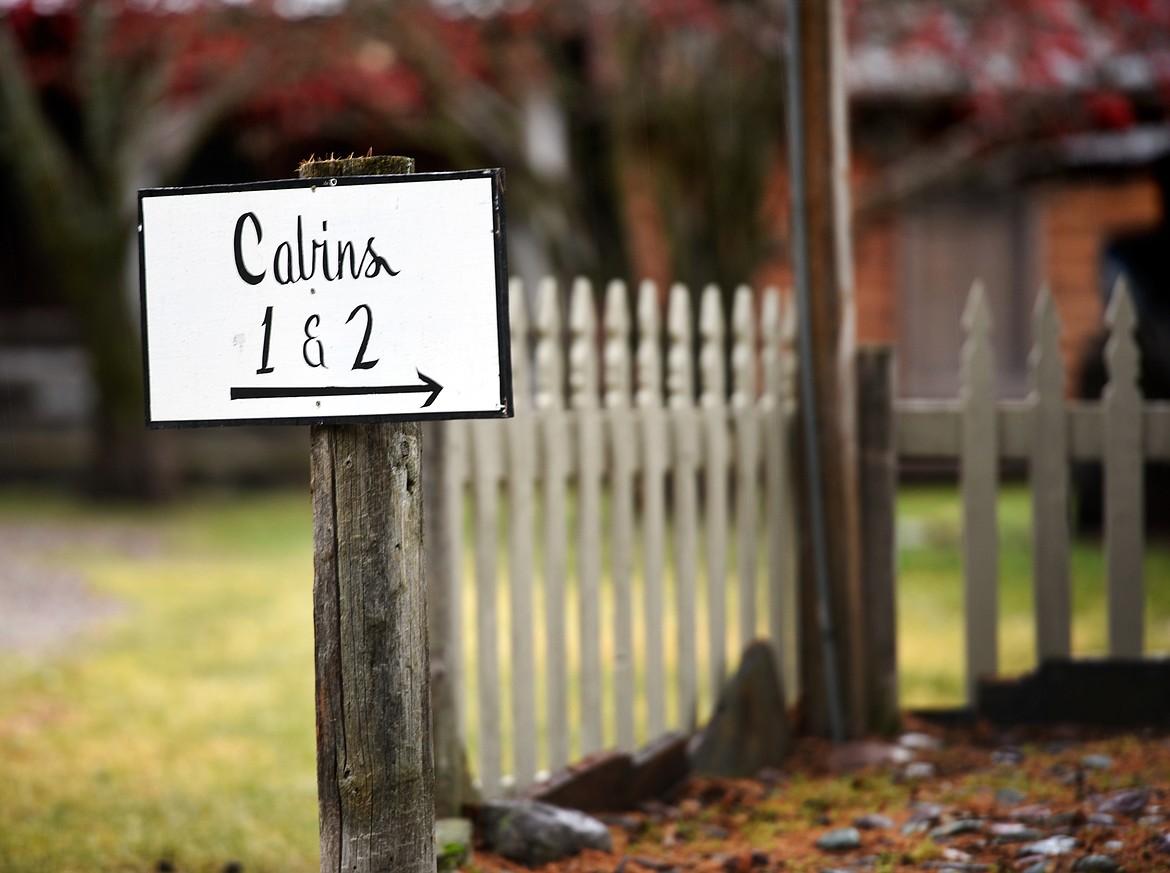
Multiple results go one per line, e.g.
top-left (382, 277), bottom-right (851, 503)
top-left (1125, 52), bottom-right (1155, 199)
top-left (299, 154), bottom-right (415, 178)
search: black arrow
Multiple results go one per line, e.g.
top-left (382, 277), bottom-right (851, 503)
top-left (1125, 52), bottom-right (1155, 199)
top-left (231, 370), bottom-right (443, 407)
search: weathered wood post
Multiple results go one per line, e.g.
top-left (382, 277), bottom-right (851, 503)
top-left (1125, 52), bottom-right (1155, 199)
top-left (856, 345), bottom-right (898, 734)
top-left (302, 155), bottom-right (434, 873)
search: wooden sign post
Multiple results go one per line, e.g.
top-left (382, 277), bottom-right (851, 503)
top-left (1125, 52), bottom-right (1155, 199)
top-left (138, 154), bottom-right (511, 873)
top-left (302, 154), bottom-right (430, 873)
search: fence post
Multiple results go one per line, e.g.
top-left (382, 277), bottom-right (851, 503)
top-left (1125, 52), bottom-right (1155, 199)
top-left (856, 345), bottom-right (898, 734)
top-left (305, 155), bottom-right (434, 873)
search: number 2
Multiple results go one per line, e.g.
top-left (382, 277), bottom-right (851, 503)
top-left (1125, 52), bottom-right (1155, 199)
top-left (347, 304), bottom-right (379, 370)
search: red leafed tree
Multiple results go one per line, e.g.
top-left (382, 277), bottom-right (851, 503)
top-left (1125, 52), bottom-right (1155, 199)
top-left (849, 0), bottom-right (1170, 205)
top-left (0, 1), bottom-right (435, 498)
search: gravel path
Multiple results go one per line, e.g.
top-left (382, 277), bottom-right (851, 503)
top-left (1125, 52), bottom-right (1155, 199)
top-left (0, 523), bottom-right (155, 655)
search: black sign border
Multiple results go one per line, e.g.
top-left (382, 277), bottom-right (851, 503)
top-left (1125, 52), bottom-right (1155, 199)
top-left (138, 169), bottom-right (513, 429)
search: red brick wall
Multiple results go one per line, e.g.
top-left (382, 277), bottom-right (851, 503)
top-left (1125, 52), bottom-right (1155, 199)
top-left (853, 217), bottom-right (897, 344)
top-left (1036, 176), bottom-right (1161, 392)
top-left (621, 152), bottom-right (1161, 392)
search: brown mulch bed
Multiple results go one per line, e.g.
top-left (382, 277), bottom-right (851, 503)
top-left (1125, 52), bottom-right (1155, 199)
top-left (470, 719), bottom-right (1170, 873)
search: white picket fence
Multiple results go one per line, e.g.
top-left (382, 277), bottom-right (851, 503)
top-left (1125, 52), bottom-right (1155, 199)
top-left (430, 277), bottom-right (801, 797)
top-left (429, 274), bottom-right (1170, 798)
top-left (896, 279), bottom-right (1170, 702)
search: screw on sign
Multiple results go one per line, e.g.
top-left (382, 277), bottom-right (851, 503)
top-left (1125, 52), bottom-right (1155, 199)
top-left (137, 154), bottom-right (511, 873)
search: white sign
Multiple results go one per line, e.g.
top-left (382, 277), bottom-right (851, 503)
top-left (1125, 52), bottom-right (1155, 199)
top-left (138, 170), bottom-right (511, 427)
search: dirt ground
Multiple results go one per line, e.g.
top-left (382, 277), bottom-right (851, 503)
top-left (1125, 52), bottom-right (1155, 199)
top-left (0, 522), bottom-right (136, 655)
top-left (469, 720), bottom-right (1170, 873)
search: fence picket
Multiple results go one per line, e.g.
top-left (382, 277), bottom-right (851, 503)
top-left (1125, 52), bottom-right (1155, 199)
top-left (444, 418), bottom-right (469, 743)
top-left (506, 278), bottom-right (538, 788)
top-left (699, 285), bottom-right (729, 700)
top-left (732, 286), bottom-right (760, 654)
top-left (668, 283), bottom-right (700, 730)
top-left (471, 415), bottom-right (504, 796)
top-left (960, 281), bottom-right (998, 700)
top-left (762, 289), bottom-right (800, 702)
top-left (636, 280), bottom-right (669, 739)
top-left (1029, 286), bottom-right (1071, 661)
top-left (535, 278), bottom-right (571, 771)
top-left (1104, 280), bottom-right (1144, 657)
top-left (763, 290), bottom-right (798, 704)
top-left (571, 277), bottom-right (605, 755)
top-left (604, 279), bottom-right (638, 750)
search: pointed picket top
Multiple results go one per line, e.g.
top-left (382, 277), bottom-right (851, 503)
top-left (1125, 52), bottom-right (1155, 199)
top-left (699, 284), bottom-right (725, 408)
top-left (961, 279), bottom-right (991, 338)
top-left (1105, 274), bottom-right (1137, 334)
top-left (636, 279), bottom-right (663, 409)
top-left (534, 276), bottom-right (564, 412)
top-left (779, 290), bottom-right (799, 414)
top-left (509, 277), bottom-right (532, 414)
top-left (570, 277), bottom-right (599, 411)
top-left (603, 279), bottom-right (632, 409)
top-left (1102, 275), bottom-right (1144, 658)
top-left (1029, 284), bottom-right (1064, 400)
top-left (1105, 276), bottom-right (1139, 391)
top-left (761, 288), bottom-right (781, 413)
top-left (961, 280), bottom-right (993, 395)
top-left (667, 282), bottom-right (694, 409)
top-left (731, 285), bottom-right (756, 410)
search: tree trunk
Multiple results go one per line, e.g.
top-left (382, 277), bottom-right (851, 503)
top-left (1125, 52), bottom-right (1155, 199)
top-left (63, 229), bottom-right (179, 500)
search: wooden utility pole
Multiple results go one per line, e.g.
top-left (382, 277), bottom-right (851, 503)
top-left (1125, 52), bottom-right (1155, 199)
top-left (304, 155), bottom-right (435, 873)
top-left (786, 0), bottom-right (868, 739)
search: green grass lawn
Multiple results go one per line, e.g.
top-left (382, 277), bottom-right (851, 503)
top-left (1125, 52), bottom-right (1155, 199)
top-left (897, 484), bottom-right (1170, 709)
top-left (0, 483), bottom-right (1167, 871)
top-left (0, 489), bottom-right (319, 873)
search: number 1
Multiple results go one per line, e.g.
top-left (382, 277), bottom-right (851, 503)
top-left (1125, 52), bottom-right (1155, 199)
top-left (257, 305), bottom-right (275, 374)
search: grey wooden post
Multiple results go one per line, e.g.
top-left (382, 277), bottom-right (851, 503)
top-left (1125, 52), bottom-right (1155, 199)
top-left (303, 155), bottom-right (435, 873)
top-left (856, 345), bottom-right (899, 734)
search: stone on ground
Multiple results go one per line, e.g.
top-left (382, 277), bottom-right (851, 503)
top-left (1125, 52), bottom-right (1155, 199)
top-left (477, 799), bottom-right (612, 867)
top-left (690, 641), bottom-right (791, 778)
top-left (435, 818), bottom-right (472, 873)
